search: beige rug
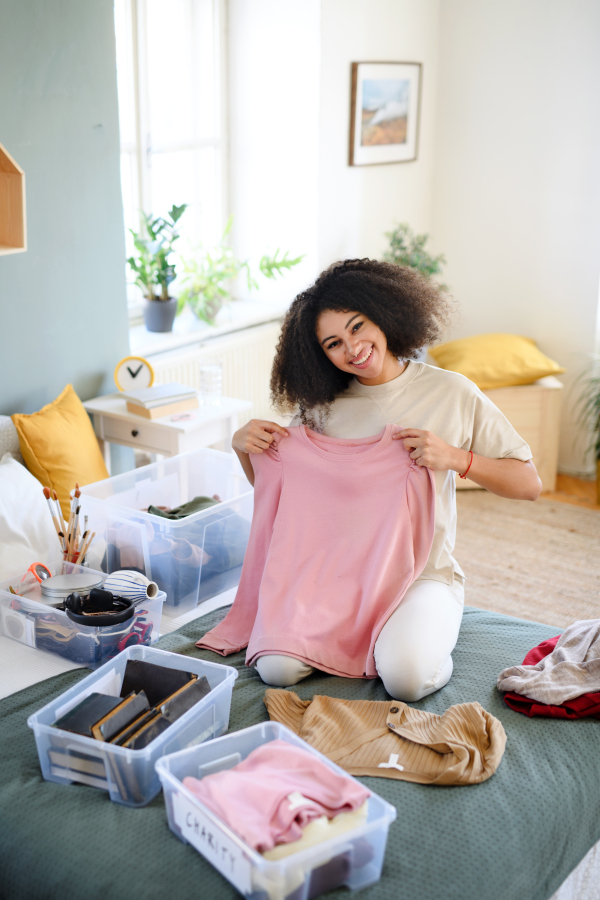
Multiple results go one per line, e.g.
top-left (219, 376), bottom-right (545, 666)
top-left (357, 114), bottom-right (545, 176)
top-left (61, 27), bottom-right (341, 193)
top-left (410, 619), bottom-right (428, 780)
top-left (455, 491), bottom-right (600, 628)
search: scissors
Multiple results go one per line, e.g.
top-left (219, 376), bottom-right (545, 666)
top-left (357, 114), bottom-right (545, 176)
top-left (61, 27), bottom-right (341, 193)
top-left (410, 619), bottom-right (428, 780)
top-left (21, 562), bottom-right (52, 584)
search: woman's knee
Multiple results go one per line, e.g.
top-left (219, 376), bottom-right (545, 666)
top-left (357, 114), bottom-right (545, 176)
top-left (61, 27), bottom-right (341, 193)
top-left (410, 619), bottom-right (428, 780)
top-left (255, 654), bottom-right (313, 687)
top-left (376, 654), bottom-right (453, 702)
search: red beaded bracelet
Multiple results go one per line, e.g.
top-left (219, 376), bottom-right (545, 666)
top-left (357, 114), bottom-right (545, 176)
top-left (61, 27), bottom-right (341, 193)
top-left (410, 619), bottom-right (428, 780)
top-left (459, 449), bottom-right (474, 480)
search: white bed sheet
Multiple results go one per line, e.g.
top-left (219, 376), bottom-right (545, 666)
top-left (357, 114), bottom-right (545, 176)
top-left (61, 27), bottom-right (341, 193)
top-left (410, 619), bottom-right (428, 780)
top-left (550, 840), bottom-right (600, 900)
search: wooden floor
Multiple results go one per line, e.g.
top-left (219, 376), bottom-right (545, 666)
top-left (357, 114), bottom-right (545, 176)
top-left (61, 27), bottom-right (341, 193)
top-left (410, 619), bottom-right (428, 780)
top-left (541, 473), bottom-right (600, 511)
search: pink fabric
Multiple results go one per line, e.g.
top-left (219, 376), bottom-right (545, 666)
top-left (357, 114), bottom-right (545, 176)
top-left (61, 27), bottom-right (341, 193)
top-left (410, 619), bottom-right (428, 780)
top-left (197, 424), bottom-right (436, 678)
top-left (182, 739), bottom-right (370, 852)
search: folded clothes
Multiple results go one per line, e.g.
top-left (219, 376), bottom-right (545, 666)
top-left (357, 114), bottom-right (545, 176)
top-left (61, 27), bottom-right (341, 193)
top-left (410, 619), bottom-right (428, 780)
top-left (147, 495), bottom-right (220, 518)
top-left (497, 619), bottom-right (600, 705)
top-left (264, 691), bottom-right (506, 786)
top-left (261, 802), bottom-right (369, 861)
top-left (182, 739), bottom-right (370, 853)
top-left (106, 505), bottom-right (250, 606)
top-left (501, 635), bottom-right (600, 720)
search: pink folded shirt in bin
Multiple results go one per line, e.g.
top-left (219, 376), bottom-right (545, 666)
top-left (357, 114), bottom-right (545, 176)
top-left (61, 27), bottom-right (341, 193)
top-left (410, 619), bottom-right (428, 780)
top-left (197, 424), bottom-right (436, 678)
top-left (182, 740), bottom-right (370, 853)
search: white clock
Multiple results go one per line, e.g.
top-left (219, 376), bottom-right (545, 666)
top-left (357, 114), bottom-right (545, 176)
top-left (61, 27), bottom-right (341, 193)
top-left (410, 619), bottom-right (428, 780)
top-left (114, 356), bottom-right (155, 392)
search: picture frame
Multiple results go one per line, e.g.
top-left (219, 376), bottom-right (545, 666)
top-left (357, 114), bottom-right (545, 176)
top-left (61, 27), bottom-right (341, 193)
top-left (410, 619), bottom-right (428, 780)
top-left (349, 62), bottom-right (422, 167)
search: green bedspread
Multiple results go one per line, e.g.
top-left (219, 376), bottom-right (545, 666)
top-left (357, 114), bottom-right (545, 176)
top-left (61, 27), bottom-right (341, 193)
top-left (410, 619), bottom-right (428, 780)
top-left (1, 606), bottom-right (599, 900)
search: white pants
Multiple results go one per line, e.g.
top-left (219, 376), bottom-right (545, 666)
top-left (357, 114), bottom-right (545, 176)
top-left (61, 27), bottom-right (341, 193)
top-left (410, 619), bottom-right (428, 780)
top-left (255, 579), bottom-right (465, 702)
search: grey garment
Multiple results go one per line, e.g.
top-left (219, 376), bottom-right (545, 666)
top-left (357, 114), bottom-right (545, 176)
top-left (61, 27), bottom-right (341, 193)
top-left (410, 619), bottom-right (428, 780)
top-left (497, 618), bottom-right (600, 704)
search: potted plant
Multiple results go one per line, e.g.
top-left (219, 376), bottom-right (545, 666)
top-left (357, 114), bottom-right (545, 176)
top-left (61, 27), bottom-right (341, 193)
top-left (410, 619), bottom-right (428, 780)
top-left (127, 204), bottom-right (187, 333)
top-left (177, 217), bottom-right (304, 325)
top-left (575, 357), bottom-right (600, 504)
top-left (383, 222), bottom-right (447, 288)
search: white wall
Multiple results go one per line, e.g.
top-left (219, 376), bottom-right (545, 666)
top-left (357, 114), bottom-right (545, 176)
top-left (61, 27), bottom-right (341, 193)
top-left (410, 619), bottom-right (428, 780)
top-left (318, 0), bottom-right (441, 267)
top-left (227, 0), bottom-right (321, 302)
top-left (432, 0), bottom-right (600, 475)
top-left (228, 0), bottom-right (441, 290)
top-left (228, 0), bottom-right (600, 474)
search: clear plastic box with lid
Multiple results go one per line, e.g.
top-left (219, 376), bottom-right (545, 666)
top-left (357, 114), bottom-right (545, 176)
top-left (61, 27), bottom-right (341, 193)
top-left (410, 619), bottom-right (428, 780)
top-left (78, 448), bottom-right (254, 613)
top-left (27, 645), bottom-right (238, 807)
top-left (156, 722), bottom-right (397, 900)
top-left (0, 561), bottom-right (164, 668)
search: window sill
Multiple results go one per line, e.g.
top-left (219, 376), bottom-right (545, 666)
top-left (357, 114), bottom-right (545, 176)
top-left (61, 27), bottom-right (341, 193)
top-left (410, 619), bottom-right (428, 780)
top-left (129, 297), bottom-right (289, 359)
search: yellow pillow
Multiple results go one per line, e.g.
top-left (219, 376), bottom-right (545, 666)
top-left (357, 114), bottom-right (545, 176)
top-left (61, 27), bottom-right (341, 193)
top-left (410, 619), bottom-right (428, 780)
top-left (428, 333), bottom-right (565, 391)
top-left (12, 384), bottom-right (109, 520)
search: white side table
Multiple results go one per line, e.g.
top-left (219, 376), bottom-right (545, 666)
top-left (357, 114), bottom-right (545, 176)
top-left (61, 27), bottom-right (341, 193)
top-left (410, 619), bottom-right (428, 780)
top-left (83, 393), bottom-right (252, 474)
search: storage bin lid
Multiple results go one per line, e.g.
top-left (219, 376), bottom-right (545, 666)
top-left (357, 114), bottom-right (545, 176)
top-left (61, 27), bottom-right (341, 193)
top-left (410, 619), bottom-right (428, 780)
top-left (40, 572), bottom-right (104, 599)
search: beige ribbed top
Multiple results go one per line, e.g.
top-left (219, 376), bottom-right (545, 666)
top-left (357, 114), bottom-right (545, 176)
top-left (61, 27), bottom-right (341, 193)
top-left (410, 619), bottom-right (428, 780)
top-left (264, 691), bottom-right (506, 786)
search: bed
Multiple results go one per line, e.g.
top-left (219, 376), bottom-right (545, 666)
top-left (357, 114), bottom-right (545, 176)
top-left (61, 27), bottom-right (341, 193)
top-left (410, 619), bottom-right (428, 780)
top-left (1, 605), bottom-right (599, 900)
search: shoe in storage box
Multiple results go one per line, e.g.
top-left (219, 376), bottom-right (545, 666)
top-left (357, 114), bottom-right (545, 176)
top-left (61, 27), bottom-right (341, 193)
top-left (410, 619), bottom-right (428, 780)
top-left (79, 448), bottom-right (253, 614)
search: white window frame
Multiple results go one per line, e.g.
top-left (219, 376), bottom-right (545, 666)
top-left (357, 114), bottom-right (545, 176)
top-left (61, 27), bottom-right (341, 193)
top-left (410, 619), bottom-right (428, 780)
top-left (117, 0), bottom-right (229, 323)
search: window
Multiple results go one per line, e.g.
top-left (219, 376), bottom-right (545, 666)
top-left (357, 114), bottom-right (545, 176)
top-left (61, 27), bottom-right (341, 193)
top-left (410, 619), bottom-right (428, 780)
top-left (114, 0), bottom-right (226, 314)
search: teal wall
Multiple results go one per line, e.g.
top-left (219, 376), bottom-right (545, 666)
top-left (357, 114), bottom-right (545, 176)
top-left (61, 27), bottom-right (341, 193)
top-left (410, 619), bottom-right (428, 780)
top-left (0, 0), bottom-right (129, 415)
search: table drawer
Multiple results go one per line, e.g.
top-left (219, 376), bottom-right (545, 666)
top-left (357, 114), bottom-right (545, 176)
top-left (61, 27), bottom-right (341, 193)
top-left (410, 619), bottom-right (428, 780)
top-left (101, 417), bottom-right (176, 454)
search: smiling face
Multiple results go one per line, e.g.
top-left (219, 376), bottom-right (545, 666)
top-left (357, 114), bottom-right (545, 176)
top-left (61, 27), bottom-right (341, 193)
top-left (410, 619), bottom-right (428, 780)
top-left (316, 309), bottom-right (406, 385)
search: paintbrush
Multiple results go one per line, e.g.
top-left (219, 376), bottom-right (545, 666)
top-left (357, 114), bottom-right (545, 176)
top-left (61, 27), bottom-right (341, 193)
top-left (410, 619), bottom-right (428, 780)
top-left (67, 511), bottom-right (81, 561)
top-left (42, 487), bottom-right (66, 551)
top-left (72, 502), bottom-right (81, 557)
top-left (73, 529), bottom-right (88, 565)
top-left (65, 506), bottom-right (76, 560)
top-left (70, 485), bottom-right (82, 560)
top-left (78, 530), bottom-right (95, 564)
top-left (52, 489), bottom-right (67, 532)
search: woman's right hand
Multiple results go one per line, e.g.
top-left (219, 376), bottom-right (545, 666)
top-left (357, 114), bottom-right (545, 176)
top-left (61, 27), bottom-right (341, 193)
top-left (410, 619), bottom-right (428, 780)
top-left (232, 419), bottom-right (290, 454)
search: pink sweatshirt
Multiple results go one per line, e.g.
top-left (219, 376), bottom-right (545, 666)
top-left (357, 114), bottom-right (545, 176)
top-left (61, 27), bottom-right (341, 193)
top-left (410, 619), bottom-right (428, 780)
top-left (197, 424), bottom-right (435, 678)
top-left (182, 739), bottom-right (370, 852)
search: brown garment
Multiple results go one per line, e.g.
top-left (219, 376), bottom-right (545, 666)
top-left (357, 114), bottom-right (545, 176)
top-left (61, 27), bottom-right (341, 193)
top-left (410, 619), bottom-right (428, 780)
top-left (264, 690), bottom-right (506, 786)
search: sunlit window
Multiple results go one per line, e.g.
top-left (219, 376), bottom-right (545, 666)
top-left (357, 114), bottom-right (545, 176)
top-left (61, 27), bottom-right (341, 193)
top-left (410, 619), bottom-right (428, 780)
top-left (114, 0), bottom-right (225, 312)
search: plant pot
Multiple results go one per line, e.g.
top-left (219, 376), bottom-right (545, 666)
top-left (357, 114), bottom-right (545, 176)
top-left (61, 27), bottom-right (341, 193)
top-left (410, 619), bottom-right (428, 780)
top-left (188, 296), bottom-right (223, 326)
top-left (597, 459), bottom-right (600, 506)
top-left (142, 297), bottom-right (177, 333)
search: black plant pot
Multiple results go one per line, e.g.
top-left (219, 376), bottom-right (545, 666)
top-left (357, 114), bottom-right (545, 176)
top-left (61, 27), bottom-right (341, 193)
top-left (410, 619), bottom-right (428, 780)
top-left (142, 298), bottom-right (177, 333)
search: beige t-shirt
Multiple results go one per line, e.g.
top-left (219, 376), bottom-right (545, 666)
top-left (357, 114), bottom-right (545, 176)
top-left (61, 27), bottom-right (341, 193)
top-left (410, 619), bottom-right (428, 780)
top-left (290, 361), bottom-right (532, 587)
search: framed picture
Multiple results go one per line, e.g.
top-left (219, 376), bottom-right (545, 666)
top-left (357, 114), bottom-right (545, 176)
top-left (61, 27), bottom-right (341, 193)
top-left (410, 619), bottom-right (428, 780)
top-left (349, 62), bottom-right (422, 166)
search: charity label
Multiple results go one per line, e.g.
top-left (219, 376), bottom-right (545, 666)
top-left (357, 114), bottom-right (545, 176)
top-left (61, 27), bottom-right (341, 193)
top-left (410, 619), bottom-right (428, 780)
top-left (173, 790), bottom-right (253, 894)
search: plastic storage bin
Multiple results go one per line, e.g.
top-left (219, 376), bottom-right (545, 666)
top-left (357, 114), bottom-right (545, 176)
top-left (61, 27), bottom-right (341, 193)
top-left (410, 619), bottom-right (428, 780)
top-left (27, 645), bottom-right (237, 807)
top-left (79, 448), bottom-right (254, 613)
top-left (0, 562), bottom-right (164, 668)
top-left (156, 722), bottom-right (397, 900)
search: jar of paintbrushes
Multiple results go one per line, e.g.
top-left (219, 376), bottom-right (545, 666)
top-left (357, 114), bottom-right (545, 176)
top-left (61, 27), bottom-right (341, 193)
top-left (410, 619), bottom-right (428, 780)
top-left (42, 483), bottom-right (96, 565)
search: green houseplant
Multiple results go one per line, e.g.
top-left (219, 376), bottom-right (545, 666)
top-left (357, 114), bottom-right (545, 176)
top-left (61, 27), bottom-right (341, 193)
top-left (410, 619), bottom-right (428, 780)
top-left (383, 222), bottom-right (447, 288)
top-left (178, 218), bottom-right (304, 325)
top-left (575, 357), bottom-right (600, 504)
top-left (127, 204), bottom-right (187, 333)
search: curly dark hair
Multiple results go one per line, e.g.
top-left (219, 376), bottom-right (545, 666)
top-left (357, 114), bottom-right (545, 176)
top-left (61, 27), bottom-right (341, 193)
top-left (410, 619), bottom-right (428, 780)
top-left (270, 258), bottom-right (453, 422)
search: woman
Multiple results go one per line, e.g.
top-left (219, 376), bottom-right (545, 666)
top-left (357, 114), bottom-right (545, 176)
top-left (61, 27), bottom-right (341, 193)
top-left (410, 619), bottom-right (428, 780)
top-left (232, 259), bottom-right (541, 700)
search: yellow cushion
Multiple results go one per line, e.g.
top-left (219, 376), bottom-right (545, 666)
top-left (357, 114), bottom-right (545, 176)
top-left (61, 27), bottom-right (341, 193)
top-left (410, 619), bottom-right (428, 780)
top-left (428, 333), bottom-right (565, 391)
top-left (12, 384), bottom-right (109, 520)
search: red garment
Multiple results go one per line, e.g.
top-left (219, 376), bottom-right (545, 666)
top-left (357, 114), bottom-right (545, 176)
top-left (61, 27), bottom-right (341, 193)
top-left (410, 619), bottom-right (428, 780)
top-left (197, 425), bottom-right (435, 678)
top-left (503, 636), bottom-right (600, 720)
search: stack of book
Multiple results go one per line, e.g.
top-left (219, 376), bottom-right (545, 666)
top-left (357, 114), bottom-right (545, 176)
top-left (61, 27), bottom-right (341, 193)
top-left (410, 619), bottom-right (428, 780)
top-left (122, 383), bottom-right (199, 419)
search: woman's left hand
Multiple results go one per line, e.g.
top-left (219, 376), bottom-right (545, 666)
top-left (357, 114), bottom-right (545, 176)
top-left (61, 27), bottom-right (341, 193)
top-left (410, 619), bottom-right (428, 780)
top-left (394, 428), bottom-right (468, 473)
top-left (394, 427), bottom-right (542, 499)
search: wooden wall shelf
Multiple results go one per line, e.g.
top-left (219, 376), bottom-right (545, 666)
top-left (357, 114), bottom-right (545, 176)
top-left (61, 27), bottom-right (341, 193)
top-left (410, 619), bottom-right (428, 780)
top-left (0, 141), bottom-right (26, 255)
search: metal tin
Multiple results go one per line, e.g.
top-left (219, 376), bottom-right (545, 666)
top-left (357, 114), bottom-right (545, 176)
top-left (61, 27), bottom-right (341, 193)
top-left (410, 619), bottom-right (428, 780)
top-left (40, 573), bottom-right (104, 599)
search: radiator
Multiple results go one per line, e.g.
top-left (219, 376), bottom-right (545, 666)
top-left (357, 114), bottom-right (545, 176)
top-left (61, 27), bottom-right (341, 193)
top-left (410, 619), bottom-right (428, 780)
top-left (149, 320), bottom-right (285, 426)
